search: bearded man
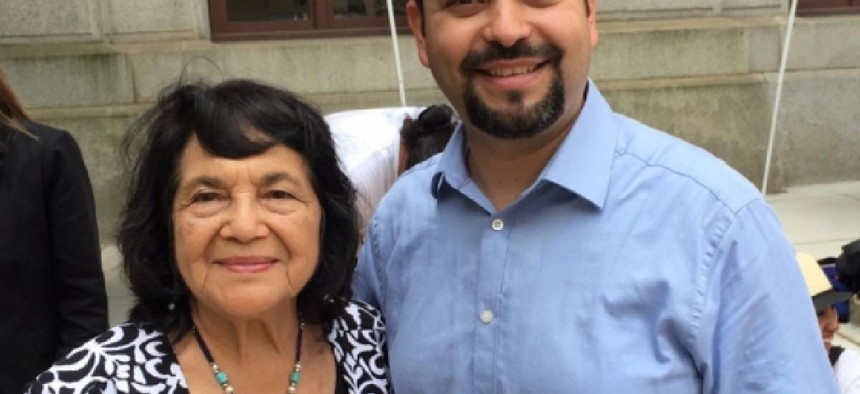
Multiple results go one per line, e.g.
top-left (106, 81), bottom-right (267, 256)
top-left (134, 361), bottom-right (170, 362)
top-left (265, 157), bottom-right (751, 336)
top-left (353, 0), bottom-right (838, 392)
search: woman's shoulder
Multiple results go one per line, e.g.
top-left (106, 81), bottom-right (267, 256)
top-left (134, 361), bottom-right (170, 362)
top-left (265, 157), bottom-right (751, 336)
top-left (8, 120), bottom-right (84, 167)
top-left (89, 321), bottom-right (171, 350)
top-left (15, 120), bottom-right (75, 147)
top-left (332, 299), bottom-right (385, 332)
top-left (25, 322), bottom-right (186, 393)
top-left (328, 300), bottom-right (390, 393)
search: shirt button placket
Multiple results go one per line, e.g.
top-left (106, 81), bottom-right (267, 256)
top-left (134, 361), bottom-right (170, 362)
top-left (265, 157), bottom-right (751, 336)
top-left (476, 215), bottom-right (506, 393)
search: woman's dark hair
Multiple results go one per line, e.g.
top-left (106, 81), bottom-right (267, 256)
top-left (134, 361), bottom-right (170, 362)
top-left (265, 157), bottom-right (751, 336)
top-left (400, 104), bottom-right (456, 170)
top-left (118, 79), bottom-right (359, 341)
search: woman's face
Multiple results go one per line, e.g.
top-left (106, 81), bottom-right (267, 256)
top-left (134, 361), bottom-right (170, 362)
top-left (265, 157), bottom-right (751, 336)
top-left (172, 136), bottom-right (322, 319)
top-left (818, 306), bottom-right (840, 353)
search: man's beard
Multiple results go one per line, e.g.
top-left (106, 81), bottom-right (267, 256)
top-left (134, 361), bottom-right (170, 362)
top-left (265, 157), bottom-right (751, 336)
top-left (460, 41), bottom-right (565, 140)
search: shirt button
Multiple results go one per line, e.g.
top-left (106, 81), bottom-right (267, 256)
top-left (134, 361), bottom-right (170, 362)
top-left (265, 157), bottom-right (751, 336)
top-left (491, 218), bottom-right (504, 231)
top-left (480, 309), bottom-right (494, 324)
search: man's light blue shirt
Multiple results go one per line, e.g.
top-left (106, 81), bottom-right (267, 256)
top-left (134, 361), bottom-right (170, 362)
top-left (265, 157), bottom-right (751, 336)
top-left (355, 83), bottom-right (837, 393)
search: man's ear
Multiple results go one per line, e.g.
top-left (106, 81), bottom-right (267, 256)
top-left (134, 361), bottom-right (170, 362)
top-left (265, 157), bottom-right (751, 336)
top-left (588, 0), bottom-right (599, 47)
top-left (406, 0), bottom-right (430, 68)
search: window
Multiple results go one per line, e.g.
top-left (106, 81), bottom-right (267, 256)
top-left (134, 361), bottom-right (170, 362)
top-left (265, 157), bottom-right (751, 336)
top-left (798, 0), bottom-right (860, 15)
top-left (209, 0), bottom-right (410, 41)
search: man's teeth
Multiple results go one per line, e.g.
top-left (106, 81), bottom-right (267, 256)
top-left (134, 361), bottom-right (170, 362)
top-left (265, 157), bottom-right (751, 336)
top-left (487, 65), bottom-right (537, 77)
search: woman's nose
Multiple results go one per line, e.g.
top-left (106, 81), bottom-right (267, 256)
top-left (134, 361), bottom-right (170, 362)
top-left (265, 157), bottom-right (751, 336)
top-left (220, 196), bottom-right (268, 242)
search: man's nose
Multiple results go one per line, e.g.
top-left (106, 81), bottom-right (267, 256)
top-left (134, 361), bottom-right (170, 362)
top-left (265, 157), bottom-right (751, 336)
top-left (482, 0), bottom-right (533, 48)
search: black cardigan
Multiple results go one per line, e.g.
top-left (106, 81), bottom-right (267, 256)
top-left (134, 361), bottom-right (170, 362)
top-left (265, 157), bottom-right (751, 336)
top-left (0, 120), bottom-right (108, 392)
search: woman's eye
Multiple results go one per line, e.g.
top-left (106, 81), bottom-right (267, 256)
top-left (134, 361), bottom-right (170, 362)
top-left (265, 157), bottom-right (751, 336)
top-left (265, 190), bottom-right (293, 200)
top-left (191, 192), bottom-right (222, 203)
top-left (445, 0), bottom-right (482, 7)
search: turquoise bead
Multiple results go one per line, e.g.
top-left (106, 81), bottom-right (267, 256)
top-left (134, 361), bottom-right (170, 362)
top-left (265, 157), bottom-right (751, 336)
top-left (215, 371), bottom-right (229, 385)
top-left (290, 371), bottom-right (301, 384)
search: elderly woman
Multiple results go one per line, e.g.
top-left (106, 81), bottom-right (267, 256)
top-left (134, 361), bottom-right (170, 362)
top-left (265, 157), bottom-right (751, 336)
top-left (26, 80), bottom-right (389, 393)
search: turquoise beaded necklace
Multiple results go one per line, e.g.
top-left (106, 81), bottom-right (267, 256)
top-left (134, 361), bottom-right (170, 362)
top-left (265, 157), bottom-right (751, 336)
top-left (192, 321), bottom-right (304, 394)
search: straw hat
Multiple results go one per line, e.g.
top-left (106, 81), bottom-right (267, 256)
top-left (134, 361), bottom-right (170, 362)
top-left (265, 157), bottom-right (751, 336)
top-left (797, 252), bottom-right (852, 312)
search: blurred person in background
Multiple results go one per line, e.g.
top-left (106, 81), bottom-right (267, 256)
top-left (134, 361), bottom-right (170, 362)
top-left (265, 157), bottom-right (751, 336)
top-left (0, 67), bottom-right (108, 392)
top-left (798, 252), bottom-right (860, 393)
top-left (326, 104), bottom-right (456, 233)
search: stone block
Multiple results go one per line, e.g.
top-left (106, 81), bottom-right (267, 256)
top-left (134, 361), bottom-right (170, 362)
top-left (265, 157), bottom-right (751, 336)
top-left (594, 23), bottom-right (756, 80)
top-left (128, 36), bottom-right (433, 103)
top-left (108, 0), bottom-right (205, 38)
top-left (788, 15), bottom-right (860, 71)
top-left (747, 25), bottom-right (781, 72)
top-left (313, 87), bottom-right (448, 114)
top-left (721, 0), bottom-right (784, 12)
top-left (599, 0), bottom-right (783, 18)
top-left (601, 0), bottom-right (715, 14)
top-left (0, 54), bottom-right (134, 108)
top-left (0, 0), bottom-right (98, 42)
top-left (772, 70), bottom-right (860, 186)
top-left (601, 77), bottom-right (778, 190)
top-left (100, 245), bottom-right (131, 297)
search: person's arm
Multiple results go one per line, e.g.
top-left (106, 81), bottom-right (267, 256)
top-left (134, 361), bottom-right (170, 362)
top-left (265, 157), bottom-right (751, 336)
top-left (691, 198), bottom-right (839, 393)
top-left (45, 130), bottom-right (108, 357)
top-left (354, 223), bottom-right (383, 309)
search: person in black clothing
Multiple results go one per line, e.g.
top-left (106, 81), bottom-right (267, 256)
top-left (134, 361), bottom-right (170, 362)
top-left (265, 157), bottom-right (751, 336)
top-left (0, 67), bottom-right (108, 392)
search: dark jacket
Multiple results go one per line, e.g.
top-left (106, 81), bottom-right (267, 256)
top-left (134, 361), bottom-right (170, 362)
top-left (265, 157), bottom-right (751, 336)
top-left (0, 120), bottom-right (108, 393)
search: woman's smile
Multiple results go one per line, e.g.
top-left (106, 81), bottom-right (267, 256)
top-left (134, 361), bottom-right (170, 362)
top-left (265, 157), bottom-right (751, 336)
top-left (216, 256), bottom-right (278, 274)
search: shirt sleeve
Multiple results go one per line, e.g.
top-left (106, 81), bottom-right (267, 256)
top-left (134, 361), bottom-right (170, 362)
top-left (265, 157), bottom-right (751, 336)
top-left (45, 131), bottom-right (109, 356)
top-left (691, 198), bottom-right (839, 393)
top-left (352, 220), bottom-right (382, 309)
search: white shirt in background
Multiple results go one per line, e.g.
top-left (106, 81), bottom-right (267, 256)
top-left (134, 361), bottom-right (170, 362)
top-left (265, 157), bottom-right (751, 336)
top-left (836, 348), bottom-right (860, 394)
top-left (325, 107), bottom-right (423, 232)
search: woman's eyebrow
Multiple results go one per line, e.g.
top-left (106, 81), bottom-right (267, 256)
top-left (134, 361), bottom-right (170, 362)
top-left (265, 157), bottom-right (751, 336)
top-left (259, 171), bottom-right (302, 187)
top-left (181, 175), bottom-right (223, 191)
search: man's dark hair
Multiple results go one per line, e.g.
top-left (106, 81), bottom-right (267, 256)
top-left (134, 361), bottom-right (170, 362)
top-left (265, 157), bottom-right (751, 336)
top-left (400, 104), bottom-right (456, 170)
top-left (118, 79), bottom-right (359, 341)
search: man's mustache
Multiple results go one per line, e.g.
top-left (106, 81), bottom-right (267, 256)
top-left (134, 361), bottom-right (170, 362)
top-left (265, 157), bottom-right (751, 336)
top-left (460, 41), bottom-right (563, 73)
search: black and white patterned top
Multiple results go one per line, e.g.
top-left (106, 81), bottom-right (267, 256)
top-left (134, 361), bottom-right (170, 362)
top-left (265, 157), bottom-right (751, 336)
top-left (25, 301), bottom-right (388, 394)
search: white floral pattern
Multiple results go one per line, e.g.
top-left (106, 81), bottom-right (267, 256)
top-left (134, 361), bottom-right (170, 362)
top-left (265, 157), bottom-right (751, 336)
top-left (25, 301), bottom-right (388, 394)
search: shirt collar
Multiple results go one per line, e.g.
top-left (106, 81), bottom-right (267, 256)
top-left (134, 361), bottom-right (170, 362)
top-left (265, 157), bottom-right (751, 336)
top-left (434, 123), bottom-right (470, 194)
top-left (433, 80), bottom-right (617, 210)
top-left (539, 80), bottom-right (617, 209)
